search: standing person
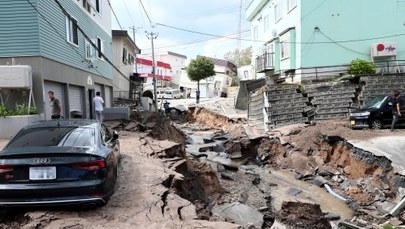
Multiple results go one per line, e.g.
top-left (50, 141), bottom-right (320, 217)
top-left (390, 90), bottom-right (402, 132)
top-left (187, 88), bottom-right (191, 99)
top-left (93, 91), bottom-right (104, 123)
top-left (48, 91), bottom-right (62, 119)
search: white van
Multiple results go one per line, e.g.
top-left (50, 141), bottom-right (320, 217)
top-left (164, 89), bottom-right (182, 99)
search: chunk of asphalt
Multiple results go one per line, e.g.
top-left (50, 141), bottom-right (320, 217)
top-left (324, 212), bottom-right (341, 221)
top-left (312, 176), bottom-right (330, 187)
top-left (203, 138), bottom-right (215, 143)
top-left (229, 151), bottom-right (243, 159)
top-left (213, 144), bottom-right (225, 153)
top-left (212, 202), bottom-right (264, 228)
top-left (220, 172), bottom-right (235, 180)
top-left (287, 187), bottom-right (302, 196)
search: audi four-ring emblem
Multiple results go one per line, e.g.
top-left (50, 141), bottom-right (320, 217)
top-left (32, 158), bottom-right (51, 164)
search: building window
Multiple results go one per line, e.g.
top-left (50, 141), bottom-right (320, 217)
top-left (287, 0), bottom-right (297, 12)
top-left (66, 16), bottom-right (78, 45)
top-left (274, 3), bottom-right (282, 22)
top-left (85, 39), bottom-right (96, 60)
top-left (267, 43), bottom-right (274, 54)
top-left (208, 77), bottom-right (214, 82)
top-left (244, 70), bottom-right (249, 79)
top-left (96, 37), bottom-right (104, 59)
top-left (122, 48), bottom-right (127, 64)
top-left (253, 26), bottom-right (258, 40)
top-left (95, 0), bottom-right (101, 14)
top-left (280, 39), bottom-right (289, 59)
top-left (128, 54), bottom-right (134, 65)
top-left (83, 0), bottom-right (91, 13)
top-left (263, 15), bottom-right (269, 33)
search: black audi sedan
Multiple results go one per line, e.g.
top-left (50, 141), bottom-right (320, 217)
top-left (350, 95), bottom-right (405, 129)
top-left (0, 120), bottom-right (120, 208)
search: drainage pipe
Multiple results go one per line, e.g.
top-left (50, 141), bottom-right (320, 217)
top-left (389, 197), bottom-right (405, 216)
top-left (324, 184), bottom-right (348, 202)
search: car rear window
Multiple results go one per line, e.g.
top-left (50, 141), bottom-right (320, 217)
top-left (6, 127), bottom-right (95, 148)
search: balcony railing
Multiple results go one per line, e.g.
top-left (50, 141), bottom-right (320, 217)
top-left (256, 52), bottom-right (274, 73)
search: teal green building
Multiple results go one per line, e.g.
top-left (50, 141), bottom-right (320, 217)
top-left (0, 0), bottom-right (114, 119)
top-left (246, 0), bottom-right (405, 82)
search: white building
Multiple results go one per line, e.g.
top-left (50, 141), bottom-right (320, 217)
top-left (139, 51), bottom-right (187, 88)
top-left (179, 56), bottom-right (237, 98)
top-left (111, 30), bottom-right (140, 100)
top-left (238, 65), bottom-right (255, 81)
top-left (136, 57), bottom-right (173, 91)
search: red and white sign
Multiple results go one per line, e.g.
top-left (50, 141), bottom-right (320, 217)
top-left (371, 42), bottom-right (397, 57)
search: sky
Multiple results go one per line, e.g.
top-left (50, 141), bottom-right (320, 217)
top-left (110, 0), bottom-right (252, 60)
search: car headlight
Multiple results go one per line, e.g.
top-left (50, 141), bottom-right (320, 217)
top-left (351, 111), bottom-right (370, 117)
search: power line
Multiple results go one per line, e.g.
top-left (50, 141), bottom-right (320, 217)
top-left (122, 0), bottom-right (136, 27)
top-left (53, 0), bottom-right (133, 84)
top-left (107, 0), bottom-right (123, 30)
top-left (156, 23), bottom-right (264, 42)
top-left (299, 0), bottom-right (329, 23)
top-left (318, 30), bottom-right (369, 56)
top-left (144, 30), bottom-right (251, 51)
top-left (139, 0), bottom-right (153, 25)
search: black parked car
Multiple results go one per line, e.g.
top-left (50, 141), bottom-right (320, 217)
top-left (0, 120), bottom-right (120, 207)
top-left (350, 95), bottom-right (405, 129)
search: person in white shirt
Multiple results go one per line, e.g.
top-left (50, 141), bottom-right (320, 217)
top-left (93, 91), bottom-right (104, 123)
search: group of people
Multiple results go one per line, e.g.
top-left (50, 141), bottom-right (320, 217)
top-left (47, 90), bottom-right (104, 123)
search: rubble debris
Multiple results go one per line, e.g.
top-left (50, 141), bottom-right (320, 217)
top-left (212, 202), bottom-right (264, 228)
top-left (324, 212), bottom-right (341, 221)
top-left (276, 201), bottom-right (331, 229)
top-left (220, 172), bottom-right (235, 181)
top-left (286, 188), bottom-right (302, 196)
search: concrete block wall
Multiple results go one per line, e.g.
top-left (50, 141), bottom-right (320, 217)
top-left (304, 82), bottom-right (358, 121)
top-left (359, 75), bottom-right (405, 106)
top-left (248, 89), bottom-right (265, 130)
top-left (247, 75), bottom-right (405, 130)
top-left (266, 84), bottom-right (309, 127)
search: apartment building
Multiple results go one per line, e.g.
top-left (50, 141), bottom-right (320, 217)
top-left (0, 0), bottom-right (113, 119)
top-left (111, 30), bottom-right (141, 100)
top-left (246, 0), bottom-right (405, 83)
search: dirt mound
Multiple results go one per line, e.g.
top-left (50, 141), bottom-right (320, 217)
top-left (186, 107), bottom-right (245, 132)
top-left (276, 201), bottom-right (331, 229)
top-left (107, 111), bottom-right (186, 143)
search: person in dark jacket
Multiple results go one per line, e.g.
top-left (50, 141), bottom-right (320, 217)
top-left (390, 90), bottom-right (402, 132)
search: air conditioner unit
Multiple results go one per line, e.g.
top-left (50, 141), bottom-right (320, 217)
top-left (371, 42), bottom-right (397, 57)
top-left (0, 65), bottom-right (32, 88)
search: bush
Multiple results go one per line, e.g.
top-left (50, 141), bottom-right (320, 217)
top-left (0, 105), bottom-right (38, 117)
top-left (231, 77), bottom-right (240, 87)
top-left (348, 59), bottom-right (376, 76)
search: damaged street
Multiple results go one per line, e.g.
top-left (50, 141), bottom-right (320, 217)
top-left (0, 95), bottom-right (405, 229)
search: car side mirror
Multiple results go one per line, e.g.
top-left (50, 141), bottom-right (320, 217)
top-left (112, 131), bottom-right (119, 140)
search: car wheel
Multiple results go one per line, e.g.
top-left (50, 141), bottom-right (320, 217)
top-left (371, 119), bottom-right (383, 129)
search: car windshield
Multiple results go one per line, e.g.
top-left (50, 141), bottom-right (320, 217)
top-left (6, 127), bottom-right (95, 148)
top-left (363, 96), bottom-right (386, 109)
top-left (165, 91), bottom-right (172, 94)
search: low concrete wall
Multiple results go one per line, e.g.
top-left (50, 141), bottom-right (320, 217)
top-left (103, 107), bottom-right (130, 121)
top-left (0, 114), bottom-right (44, 139)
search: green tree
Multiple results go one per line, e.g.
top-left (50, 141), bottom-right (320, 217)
top-left (224, 46), bottom-right (252, 67)
top-left (348, 59), bottom-right (376, 76)
top-left (187, 56), bottom-right (215, 103)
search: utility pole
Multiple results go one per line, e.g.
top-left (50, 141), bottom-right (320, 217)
top-left (146, 31), bottom-right (159, 111)
top-left (129, 26), bottom-right (142, 71)
top-left (129, 26), bottom-right (142, 44)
